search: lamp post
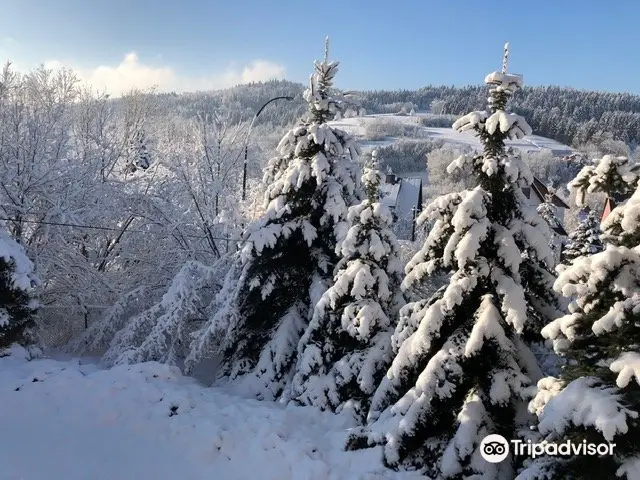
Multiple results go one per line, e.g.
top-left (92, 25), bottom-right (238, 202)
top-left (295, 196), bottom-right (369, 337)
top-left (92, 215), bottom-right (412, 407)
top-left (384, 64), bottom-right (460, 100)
top-left (242, 95), bottom-right (294, 201)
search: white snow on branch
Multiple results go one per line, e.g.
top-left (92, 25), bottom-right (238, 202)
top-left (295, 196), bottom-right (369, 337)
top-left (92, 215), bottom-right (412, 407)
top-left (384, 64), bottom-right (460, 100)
top-left (485, 111), bottom-right (532, 140)
top-left (528, 376), bottom-right (564, 417)
top-left (617, 456), bottom-right (640, 480)
top-left (491, 269), bottom-right (527, 333)
top-left (610, 352), bottom-right (640, 389)
top-left (537, 377), bottom-right (638, 442)
top-left (484, 71), bottom-right (524, 90)
top-left (452, 111), bottom-right (488, 134)
top-left (0, 223), bottom-right (38, 291)
top-left (464, 295), bottom-right (511, 357)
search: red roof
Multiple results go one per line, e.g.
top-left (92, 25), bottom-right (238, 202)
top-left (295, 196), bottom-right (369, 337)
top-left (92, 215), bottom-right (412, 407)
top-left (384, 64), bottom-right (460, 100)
top-left (601, 197), bottom-right (616, 223)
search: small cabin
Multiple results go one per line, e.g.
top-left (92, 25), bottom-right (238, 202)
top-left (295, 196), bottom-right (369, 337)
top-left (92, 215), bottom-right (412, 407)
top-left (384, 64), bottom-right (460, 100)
top-left (380, 174), bottom-right (423, 240)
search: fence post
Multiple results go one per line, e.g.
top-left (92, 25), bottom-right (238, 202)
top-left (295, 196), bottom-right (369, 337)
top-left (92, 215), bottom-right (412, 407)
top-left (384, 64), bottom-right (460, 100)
top-left (411, 207), bottom-right (417, 242)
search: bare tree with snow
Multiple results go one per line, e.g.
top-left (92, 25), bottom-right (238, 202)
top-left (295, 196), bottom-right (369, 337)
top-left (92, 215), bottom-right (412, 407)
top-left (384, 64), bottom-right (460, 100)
top-left (126, 127), bottom-right (152, 173)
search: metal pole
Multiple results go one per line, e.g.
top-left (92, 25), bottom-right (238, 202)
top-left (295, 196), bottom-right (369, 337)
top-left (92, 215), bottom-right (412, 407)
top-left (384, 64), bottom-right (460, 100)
top-left (241, 96), bottom-right (294, 201)
top-left (242, 145), bottom-right (248, 201)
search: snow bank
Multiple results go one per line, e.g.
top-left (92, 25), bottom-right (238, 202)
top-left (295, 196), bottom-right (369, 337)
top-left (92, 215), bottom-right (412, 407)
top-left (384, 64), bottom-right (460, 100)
top-left (0, 352), bottom-right (422, 480)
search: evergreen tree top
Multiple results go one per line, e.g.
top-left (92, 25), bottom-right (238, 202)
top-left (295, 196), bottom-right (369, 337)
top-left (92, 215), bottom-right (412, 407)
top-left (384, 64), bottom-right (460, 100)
top-left (361, 151), bottom-right (382, 203)
top-left (302, 37), bottom-right (357, 125)
top-left (452, 43), bottom-right (532, 159)
top-left (569, 210), bottom-right (601, 239)
top-left (484, 43), bottom-right (524, 109)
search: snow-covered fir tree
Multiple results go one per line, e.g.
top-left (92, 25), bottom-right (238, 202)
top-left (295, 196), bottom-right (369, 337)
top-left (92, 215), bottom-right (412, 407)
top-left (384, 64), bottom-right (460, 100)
top-left (537, 192), bottom-right (564, 265)
top-left (560, 208), bottom-right (603, 266)
top-left (217, 39), bottom-right (360, 399)
top-left (289, 153), bottom-right (404, 421)
top-left (346, 43), bottom-right (561, 478)
top-left (537, 193), bottom-right (562, 234)
top-left (520, 185), bottom-right (640, 480)
top-left (0, 221), bottom-right (39, 356)
top-left (570, 154), bottom-right (640, 206)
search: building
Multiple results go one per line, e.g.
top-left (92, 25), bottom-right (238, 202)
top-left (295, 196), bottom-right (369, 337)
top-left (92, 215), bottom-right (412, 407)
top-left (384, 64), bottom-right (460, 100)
top-left (380, 172), bottom-right (423, 240)
top-left (600, 197), bottom-right (616, 223)
top-left (522, 176), bottom-right (569, 235)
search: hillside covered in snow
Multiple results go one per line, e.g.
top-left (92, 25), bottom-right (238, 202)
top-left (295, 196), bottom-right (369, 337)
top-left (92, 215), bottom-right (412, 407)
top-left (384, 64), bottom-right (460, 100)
top-left (330, 113), bottom-right (575, 158)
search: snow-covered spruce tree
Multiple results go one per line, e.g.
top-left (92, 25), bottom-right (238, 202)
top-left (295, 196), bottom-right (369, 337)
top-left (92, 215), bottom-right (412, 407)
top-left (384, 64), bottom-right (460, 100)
top-left (218, 40), bottom-right (360, 400)
top-left (560, 208), bottom-right (603, 267)
top-left (570, 154), bottom-right (640, 207)
top-left (289, 154), bottom-right (404, 421)
top-left (346, 44), bottom-right (561, 478)
top-left (537, 192), bottom-right (564, 266)
top-left (519, 186), bottom-right (640, 480)
top-left (537, 193), bottom-right (562, 235)
top-left (0, 222), bottom-right (39, 356)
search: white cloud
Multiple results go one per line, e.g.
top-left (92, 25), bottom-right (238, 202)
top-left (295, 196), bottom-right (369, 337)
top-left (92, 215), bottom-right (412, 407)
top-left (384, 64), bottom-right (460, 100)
top-left (63, 52), bottom-right (286, 96)
top-left (0, 37), bottom-right (18, 47)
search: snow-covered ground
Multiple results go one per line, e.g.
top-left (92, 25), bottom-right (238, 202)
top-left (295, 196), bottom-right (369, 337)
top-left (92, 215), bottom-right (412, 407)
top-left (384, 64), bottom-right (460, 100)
top-left (0, 347), bottom-right (422, 480)
top-left (331, 114), bottom-right (575, 156)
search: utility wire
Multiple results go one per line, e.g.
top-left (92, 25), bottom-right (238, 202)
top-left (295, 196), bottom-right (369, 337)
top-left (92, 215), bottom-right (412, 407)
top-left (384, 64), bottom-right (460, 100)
top-left (0, 216), bottom-right (240, 242)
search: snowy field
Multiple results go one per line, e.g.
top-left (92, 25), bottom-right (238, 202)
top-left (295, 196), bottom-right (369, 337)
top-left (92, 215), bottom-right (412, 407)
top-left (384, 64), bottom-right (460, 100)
top-left (330, 114), bottom-right (574, 156)
top-left (0, 347), bottom-right (423, 480)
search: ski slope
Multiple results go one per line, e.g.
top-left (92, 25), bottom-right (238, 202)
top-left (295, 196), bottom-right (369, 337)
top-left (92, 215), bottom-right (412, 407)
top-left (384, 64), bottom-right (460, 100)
top-left (0, 347), bottom-right (422, 480)
top-left (330, 113), bottom-right (574, 156)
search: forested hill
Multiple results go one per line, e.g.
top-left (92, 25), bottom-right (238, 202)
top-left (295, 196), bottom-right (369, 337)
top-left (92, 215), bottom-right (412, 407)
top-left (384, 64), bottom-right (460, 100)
top-left (152, 80), bottom-right (307, 126)
top-left (151, 80), bottom-right (640, 149)
top-left (358, 85), bottom-right (640, 147)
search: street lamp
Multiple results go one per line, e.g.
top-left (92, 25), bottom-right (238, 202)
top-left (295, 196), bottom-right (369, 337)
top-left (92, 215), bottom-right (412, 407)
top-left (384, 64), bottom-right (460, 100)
top-left (242, 95), bottom-right (294, 201)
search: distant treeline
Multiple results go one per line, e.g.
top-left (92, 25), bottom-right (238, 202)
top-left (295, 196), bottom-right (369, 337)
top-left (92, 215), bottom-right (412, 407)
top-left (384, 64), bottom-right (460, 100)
top-left (358, 86), bottom-right (640, 148)
top-left (146, 80), bottom-right (640, 148)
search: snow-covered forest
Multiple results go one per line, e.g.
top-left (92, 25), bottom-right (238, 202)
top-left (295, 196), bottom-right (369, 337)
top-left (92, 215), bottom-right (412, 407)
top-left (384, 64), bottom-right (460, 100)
top-left (2, 38), bottom-right (640, 480)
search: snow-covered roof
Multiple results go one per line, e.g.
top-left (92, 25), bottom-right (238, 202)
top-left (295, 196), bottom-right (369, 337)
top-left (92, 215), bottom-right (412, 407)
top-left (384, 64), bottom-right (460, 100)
top-left (530, 177), bottom-right (570, 209)
top-left (380, 183), bottom-right (400, 209)
top-left (379, 177), bottom-right (423, 218)
top-left (601, 197), bottom-right (616, 223)
top-left (394, 177), bottom-right (423, 219)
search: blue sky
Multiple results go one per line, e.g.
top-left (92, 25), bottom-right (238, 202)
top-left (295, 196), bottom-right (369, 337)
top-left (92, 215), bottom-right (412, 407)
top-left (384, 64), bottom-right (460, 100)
top-left (1, 0), bottom-right (638, 95)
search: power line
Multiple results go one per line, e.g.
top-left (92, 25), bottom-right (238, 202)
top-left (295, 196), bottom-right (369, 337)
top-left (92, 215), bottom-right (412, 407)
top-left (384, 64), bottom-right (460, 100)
top-left (0, 216), bottom-right (240, 242)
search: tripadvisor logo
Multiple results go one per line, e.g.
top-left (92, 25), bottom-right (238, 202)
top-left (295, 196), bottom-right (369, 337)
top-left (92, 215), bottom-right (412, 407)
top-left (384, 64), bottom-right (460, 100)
top-left (480, 434), bottom-right (616, 463)
top-left (480, 434), bottom-right (510, 463)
